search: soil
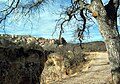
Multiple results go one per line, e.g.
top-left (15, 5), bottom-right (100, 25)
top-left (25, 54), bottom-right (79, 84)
top-left (50, 52), bottom-right (112, 84)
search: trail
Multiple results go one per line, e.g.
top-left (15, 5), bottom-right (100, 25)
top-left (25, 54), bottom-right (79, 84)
top-left (51, 52), bottom-right (112, 84)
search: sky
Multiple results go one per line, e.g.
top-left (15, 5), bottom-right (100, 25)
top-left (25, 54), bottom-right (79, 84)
top-left (0, 0), bottom-right (119, 43)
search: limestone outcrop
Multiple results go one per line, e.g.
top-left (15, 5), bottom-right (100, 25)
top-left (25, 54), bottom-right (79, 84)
top-left (40, 51), bottom-right (85, 84)
top-left (0, 34), bottom-right (85, 84)
top-left (0, 34), bottom-right (61, 48)
top-left (0, 34), bottom-right (51, 84)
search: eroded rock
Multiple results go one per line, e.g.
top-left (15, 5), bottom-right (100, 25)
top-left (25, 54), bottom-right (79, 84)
top-left (40, 51), bottom-right (85, 84)
top-left (0, 46), bottom-right (47, 84)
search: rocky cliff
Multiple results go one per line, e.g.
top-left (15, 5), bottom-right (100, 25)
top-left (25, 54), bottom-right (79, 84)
top-left (0, 34), bottom-right (106, 84)
top-left (0, 34), bottom-right (51, 84)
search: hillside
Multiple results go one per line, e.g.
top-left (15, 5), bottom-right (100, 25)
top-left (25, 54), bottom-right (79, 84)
top-left (0, 34), bottom-right (109, 84)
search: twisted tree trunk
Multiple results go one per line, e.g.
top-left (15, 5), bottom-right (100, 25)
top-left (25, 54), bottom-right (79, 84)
top-left (97, 15), bottom-right (120, 84)
top-left (90, 0), bottom-right (120, 83)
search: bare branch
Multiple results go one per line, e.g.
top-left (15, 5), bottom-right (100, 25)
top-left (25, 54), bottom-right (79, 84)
top-left (1, 0), bottom-right (15, 12)
top-left (0, 0), bottom-right (20, 28)
top-left (54, 0), bottom-right (95, 47)
top-left (0, 0), bottom-right (52, 28)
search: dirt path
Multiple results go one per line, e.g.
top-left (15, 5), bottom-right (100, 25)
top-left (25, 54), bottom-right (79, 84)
top-left (51, 52), bottom-right (112, 84)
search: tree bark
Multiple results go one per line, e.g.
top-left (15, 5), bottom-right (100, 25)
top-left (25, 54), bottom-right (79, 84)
top-left (97, 15), bottom-right (120, 84)
top-left (90, 0), bottom-right (120, 83)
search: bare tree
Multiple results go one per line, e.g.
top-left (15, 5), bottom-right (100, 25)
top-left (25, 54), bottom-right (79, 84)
top-left (0, 0), bottom-right (120, 83)
top-left (56, 0), bottom-right (120, 83)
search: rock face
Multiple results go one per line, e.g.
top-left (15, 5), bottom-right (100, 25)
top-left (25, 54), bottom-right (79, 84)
top-left (0, 34), bottom-right (86, 84)
top-left (40, 51), bottom-right (85, 84)
top-left (0, 43), bottom-right (47, 84)
top-left (40, 52), bottom-right (64, 84)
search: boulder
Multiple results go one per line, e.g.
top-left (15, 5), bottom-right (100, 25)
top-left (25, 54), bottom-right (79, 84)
top-left (40, 52), bottom-right (79, 84)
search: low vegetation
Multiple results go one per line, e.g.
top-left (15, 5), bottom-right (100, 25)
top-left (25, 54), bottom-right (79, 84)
top-left (0, 34), bottom-right (107, 84)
